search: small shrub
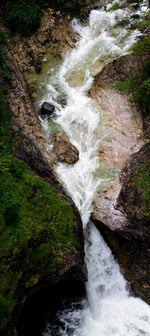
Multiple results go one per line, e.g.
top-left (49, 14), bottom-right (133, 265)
top-left (114, 18), bottom-right (130, 28)
top-left (5, 0), bottom-right (44, 35)
top-left (0, 52), bottom-right (11, 81)
top-left (114, 34), bottom-right (150, 115)
top-left (0, 30), bottom-right (11, 81)
top-left (107, 3), bottom-right (123, 11)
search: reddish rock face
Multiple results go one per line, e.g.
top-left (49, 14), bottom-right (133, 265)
top-left (53, 131), bottom-right (79, 164)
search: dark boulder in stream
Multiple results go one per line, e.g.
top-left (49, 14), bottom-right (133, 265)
top-left (40, 102), bottom-right (55, 117)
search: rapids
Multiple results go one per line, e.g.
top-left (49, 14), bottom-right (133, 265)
top-left (37, 1), bottom-right (150, 335)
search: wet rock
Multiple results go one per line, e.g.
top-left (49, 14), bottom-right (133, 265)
top-left (57, 95), bottom-right (67, 107)
top-left (53, 131), bottom-right (79, 164)
top-left (40, 102), bottom-right (55, 117)
top-left (91, 54), bottom-right (150, 304)
top-left (92, 143), bottom-right (150, 304)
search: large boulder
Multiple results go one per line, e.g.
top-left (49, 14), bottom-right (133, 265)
top-left (40, 102), bottom-right (55, 117)
top-left (53, 131), bottom-right (79, 164)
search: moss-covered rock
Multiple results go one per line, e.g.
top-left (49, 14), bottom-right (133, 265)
top-left (0, 88), bottom-right (86, 335)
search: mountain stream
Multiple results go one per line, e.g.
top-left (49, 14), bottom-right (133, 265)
top-left (35, 1), bottom-right (150, 335)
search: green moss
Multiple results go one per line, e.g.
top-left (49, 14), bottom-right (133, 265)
top-left (139, 11), bottom-right (150, 32)
top-left (114, 18), bottom-right (130, 28)
top-left (107, 3), bottom-right (124, 11)
top-left (137, 159), bottom-right (150, 220)
top-left (0, 30), bottom-right (11, 82)
top-left (132, 36), bottom-right (150, 58)
top-left (113, 36), bottom-right (150, 115)
top-left (128, 157), bottom-right (150, 222)
top-left (0, 87), bottom-right (81, 332)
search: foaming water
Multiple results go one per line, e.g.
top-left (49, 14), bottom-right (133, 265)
top-left (41, 1), bottom-right (150, 335)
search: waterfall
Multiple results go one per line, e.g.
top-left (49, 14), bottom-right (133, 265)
top-left (40, 1), bottom-right (150, 335)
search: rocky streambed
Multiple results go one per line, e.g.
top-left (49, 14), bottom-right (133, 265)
top-left (1, 1), bottom-right (150, 335)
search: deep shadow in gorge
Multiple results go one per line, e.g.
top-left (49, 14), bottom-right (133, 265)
top-left (16, 280), bottom-right (86, 336)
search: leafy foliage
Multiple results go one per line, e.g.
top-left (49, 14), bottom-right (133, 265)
top-left (4, 0), bottom-right (48, 35)
top-left (0, 30), bottom-right (11, 81)
top-left (0, 52), bottom-right (11, 81)
top-left (114, 18), bottom-right (130, 28)
top-left (114, 36), bottom-right (150, 114)
top-left (0, 87), bottom-right (80, 331)
top-left (129, 156), bottom-right (150, 222)
top-left (107, 3), bottom-right (124, 11)
top-left (132, 37), bottom-right (150, 58)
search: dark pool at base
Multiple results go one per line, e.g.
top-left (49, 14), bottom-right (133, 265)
top-left (17, 280), bottom-right (86, 336)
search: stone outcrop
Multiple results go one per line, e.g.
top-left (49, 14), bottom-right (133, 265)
top-left (92, 142), bottom-right (150, 304)
top-left (91, 55), bottom-right (150, 304)
top-left (90, 53), bottom-right (146, 231)
top-left (118, 142), bottom-right (150, 227)
top-left (53, 131), bottom-right (79, 164)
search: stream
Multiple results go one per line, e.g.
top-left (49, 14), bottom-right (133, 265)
top-left (35, 1), bottom-right (150, 335)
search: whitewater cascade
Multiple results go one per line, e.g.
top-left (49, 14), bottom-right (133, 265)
top-left (39, 1), bottom-right (150, 335)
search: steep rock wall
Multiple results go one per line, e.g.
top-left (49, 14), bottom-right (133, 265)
top-left (91, 54), bottom-right (150, 303)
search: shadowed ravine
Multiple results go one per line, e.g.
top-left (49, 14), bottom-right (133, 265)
top-left (34, 1), bottom-right (150, 335)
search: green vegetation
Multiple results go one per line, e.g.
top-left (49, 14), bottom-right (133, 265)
top-left (107, 2), bottom-right (124, 11)
top-left (0, 52), bottom-right (11, 82)
top-left (139, 12), bottom-right (150, 32)
top-left (114, 35), bottom-right (150, 114)
top-left (137, 159), bottom-right (150, 221)
top-left (114, 62), bottom-right (150, 114)
top-left (129, 155), bottom-right (150, 222)
top-left (0, 30), bottom-right (11, 81)
top-left (132, 36), bottom-right (150, 57)
top-left (0, 87), bottom-right (80, 331)
top-left (114, 18), bottom-right (130, 28)
top-left (4, 0), bottom-right (48, 35)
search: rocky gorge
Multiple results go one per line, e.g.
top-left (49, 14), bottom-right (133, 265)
top-left (90, 55), bottom-right (150, 303)
top-left (0, 0), bottom-right (150, 335)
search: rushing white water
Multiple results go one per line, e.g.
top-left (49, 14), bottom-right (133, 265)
top-left (41, 1), bottom-right (150, 335)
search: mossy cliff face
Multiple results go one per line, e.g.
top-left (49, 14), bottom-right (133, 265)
top-left (0, 88), bottom-right (86, 335)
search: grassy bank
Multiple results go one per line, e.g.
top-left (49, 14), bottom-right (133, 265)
top-left (0, 88), bottom-right (81, 332)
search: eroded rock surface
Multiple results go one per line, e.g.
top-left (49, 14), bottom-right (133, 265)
top-left (91, 54), bottom-right (146, 233)
top-left (90, 55), bottom-right (145, 170)
top-left (53, 131), bottom-right (79, 164)
top-left (93, 142), bottom-right (150, 304)
top-left (91, 55), bottom-right (150, 303)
